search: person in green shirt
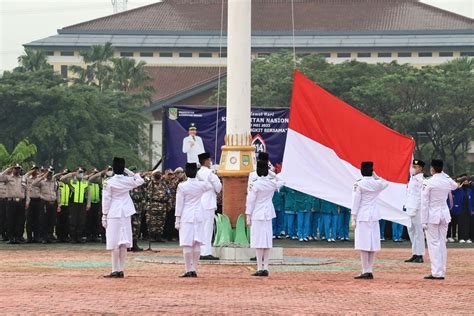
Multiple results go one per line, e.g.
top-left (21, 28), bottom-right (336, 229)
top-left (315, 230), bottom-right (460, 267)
top-left (309, 196), bottom-right (322, 240)
top-left (320, 199), bottom-right (338, 242)
top-left (295, 191), bottom-right (311, 242)
top-left (281, 186), bottom-right (297, 239)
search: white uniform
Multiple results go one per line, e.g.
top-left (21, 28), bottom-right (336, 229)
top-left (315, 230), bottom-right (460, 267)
top-left (246, 175), bottom-right (284, 248)
top-left (182, 135), bottom-right (205, 164)
top-left (405, 172), bottom-right (425, 256)
top-left (352, 176), bottom-right (389, 252)
top-left (196, 166), bottom-right (222, 255)
top-left (247, 169), bottom-right (276, 192)
top-left (421, 172), bottom-right (458, 278)
top-left (175, 178), bottom-right (212, 247)
top-left (102, 173), bottom-right (144, 250)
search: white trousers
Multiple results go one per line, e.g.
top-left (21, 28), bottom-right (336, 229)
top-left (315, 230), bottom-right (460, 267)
top-left (200, 208), bottom-right (216, 256)
top-left (360, 251), bottom-right (376, 274)
top-left (407, 209), bottom-right (425, 256)
top-left (425, 221), bottom-right (449, 277)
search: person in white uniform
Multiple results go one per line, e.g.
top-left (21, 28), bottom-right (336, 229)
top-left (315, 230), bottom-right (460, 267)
top-left (247, 152), bottom-right (275, 192)
top-left (196, 152), bottom-right (222, 260)
top-left (421, 159), bottom-right (458, 280)
top-left (182, 123), bottom-right (205, 164)
top-left (404, 159), bottom-right (426, 263)
top-left (101, 157), bottom-right (144, 278)
top-left (246, 160), bottom-right (284, 277)
top-left (352, 161), bottom-right (389, 280)
top-left (175, 163), bottom-right (213, 277)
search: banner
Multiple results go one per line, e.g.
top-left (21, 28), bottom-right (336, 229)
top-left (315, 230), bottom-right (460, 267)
top-left (163, 105), bottom-right (289, 170)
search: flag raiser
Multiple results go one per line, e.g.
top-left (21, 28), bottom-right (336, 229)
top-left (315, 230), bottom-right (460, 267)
top-left (280, 70), bottom-right (414, 226)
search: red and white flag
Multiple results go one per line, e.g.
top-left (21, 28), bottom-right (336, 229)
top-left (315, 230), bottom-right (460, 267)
top-left (280, 71), bottom-right (414, 226)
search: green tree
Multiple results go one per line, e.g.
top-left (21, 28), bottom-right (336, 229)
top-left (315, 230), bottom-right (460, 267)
top-left (17, 48), bottom-right (52, 72)
top-left (111, 58), bottom-right (151, 92)
top-left (71, 42), bottom-right (114, 90)
top-left (0, 139), bottom-right (37, 169)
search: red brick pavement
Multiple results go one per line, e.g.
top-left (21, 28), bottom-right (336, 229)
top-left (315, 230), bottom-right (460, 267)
top-left (0, 246), bottom-right (473, 314)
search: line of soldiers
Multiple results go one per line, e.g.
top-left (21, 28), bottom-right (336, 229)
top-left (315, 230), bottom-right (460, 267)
top-left (0, 163), bottom-right (188, 249)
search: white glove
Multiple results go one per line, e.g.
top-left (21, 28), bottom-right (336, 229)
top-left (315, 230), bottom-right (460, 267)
top-left (175, 217), bottom-right (181, 230)
top-left (246, 215), bottom-right (251, 226)
top-left (124, 168), bottom-right (134, 176)
top-left (351, 220), bottom-right (357, 229)
top-left (422, 224), bottom-right (428, 231)
top-left (101, 215), bottom-right (108, 229)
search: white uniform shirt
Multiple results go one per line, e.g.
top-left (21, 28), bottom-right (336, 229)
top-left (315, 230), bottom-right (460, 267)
top-left (102, 173), bottom-right (144, 218)
top-left (182, 135), bottom-right (205, 164)
top-left (405, 173), bottom-right (424, 210)
top-left (175, 178), bottom-right (212, 223)
top-left (421, 173), bottom-right (458, 225)
top-left (247, 169), bottom-right (276, 192)
top-left (351, 176), bottom-right (389, 222)
top-left (196, 166), bottom-right (222, 210)
top-left (246, 176), bottom-right (284, 221)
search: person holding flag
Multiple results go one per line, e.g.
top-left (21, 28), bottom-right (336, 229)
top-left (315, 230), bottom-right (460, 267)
top-left (351, 162), bottom-right (389, 279)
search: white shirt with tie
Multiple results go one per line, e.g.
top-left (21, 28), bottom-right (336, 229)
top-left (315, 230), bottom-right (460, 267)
top-left (182, 135), bottom-right (205, 164)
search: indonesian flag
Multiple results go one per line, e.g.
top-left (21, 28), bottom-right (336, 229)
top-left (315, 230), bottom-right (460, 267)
top-left (280, 70), bottom-right (414, 227)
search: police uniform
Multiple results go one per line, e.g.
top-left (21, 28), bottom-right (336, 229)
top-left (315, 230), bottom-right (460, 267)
top-left (421, 160), bottom-right (458, 279)
top-left (175, 163), bottom-right (213, 277)
top-left (56, 170), bottom-right (71, 242)
top-left (60, 168), bottom-right (89, 243)
top-left (25, 167), bottom-right (42, 242)
top-left (32, 167), bottom-right (59, 243)
top-left (352, 162), bottom-right (389, 279)
top-left (146, 175), bottom-right (170, 241)
top-left (0, 165), bottom-right (27, 244)
top-left (0, 180), bottom-right (7, 240)
top-left (86, 173), bottom-right (102, 242)
top-left (196, 152), bottom-right (222, 259)
top-left (404, 160), bottom-right (426, 262)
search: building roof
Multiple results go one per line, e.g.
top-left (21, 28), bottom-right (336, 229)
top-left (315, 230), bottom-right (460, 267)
top-left (60, 0), bottom-right (473, 35)
top-left (144, 66), bottom-right (226, 112)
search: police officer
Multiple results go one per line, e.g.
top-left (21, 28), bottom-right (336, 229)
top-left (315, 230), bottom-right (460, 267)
top-left (421, 159), bottom-right (459, 280)
top-left (55, 169), bottom-right (71, 242)
top-left (61, 168), bottom-right (89, 243)
top-left (0, 177), bottom-right (7, 241)
top-left (32, 166), bottom-right (59, 243)
top-left (25, 165), bottom-right (42, 243)
top-left (128, 166), bottom-right (145, 252)
top-left (88, 166), bottom-right (114, 242)
top-left (0, 164), bottom-right (27, 244)
top-left (84, 168), bottom-right (102, 242)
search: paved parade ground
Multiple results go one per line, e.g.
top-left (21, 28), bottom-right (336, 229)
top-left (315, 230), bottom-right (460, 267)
top-left (1, 241), bottom-right (473, 314)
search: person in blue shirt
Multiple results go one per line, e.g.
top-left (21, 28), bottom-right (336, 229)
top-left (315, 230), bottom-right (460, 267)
top-left (309, 196), bottom-right (321, 241)
top-left (454, 176), bottom-right (473, 243)
top-left (271, 190), bottom-right (285, 238)
top-left (294, 191), bottom-right (311, 242)
top-left (337, 205), bottom-right (351, 241)
top-left (320, 199), bottom-right (338, 242)
top-left (281, 186), bottom-right (297, 240)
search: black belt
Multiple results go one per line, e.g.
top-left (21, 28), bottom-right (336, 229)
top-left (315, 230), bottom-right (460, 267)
top-left (44, 200), bottom-right (56, 204)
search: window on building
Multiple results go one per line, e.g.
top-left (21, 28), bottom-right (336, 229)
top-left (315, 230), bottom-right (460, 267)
top-left (418, 52), bottom-right (432, 57)
top-left (199, 52), bottom-right (213, 58)
top-left (398, 52), bottom-right (412, 57)
top-left (439, 52), bottom-right (453, 57)
top-left (316, 53), bottom-right (330, 58)
top-left (357, 52), bottom-right (371, 58)
top-left (219, 52), bottom-right (227, 58)
top-left (179, 52), bottom-right (193, 58)
top-left (140, 52), bottom-right (153, 57)
top-left (60, 51), bottom-right (74, 56)
top-left (60, 65), bottom-right (68, 78)
top-left (120, 52), bottom-right (134, 57)
top-left (46, 51), bottom-right (54, 56)
top-left (159, 52), bottom-right (173, 57)
top-left (337, 52), bottom-right (351, 58)
top-left (378, 52), bottom-right (392, 58)
top-left (460, 52), bottom-right (474, 57)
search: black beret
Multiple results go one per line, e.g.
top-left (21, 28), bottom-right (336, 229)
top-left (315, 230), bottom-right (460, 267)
top-left (413, 159), bottom-right (425, 168)
top-left (198, 152), bottom-right (211, 161)
top-left (257, 152), bottom-right (269, 161)
top-left (431, 159), bottom-right (443, 169)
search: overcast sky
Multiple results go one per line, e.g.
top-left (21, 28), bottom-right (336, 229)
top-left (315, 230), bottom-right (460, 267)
top-left (1, 0), bottom-right (473, 71)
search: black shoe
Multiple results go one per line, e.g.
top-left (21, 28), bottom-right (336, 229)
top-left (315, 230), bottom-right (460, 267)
top-left (190, 271), bottom-right (197, 278)
top-left (354, 273), bottom-right (374, 279)
top-left (131, 240), bottom-right (143, 252)
top-left (250, 257), bottom-right (257, 261)
top-left (26, 239), bottom-right (35, 244)
top-left (7, 238), bottom-right (18, 244)
top-left (404, 255), bottom-right (416, 263)
top-left (103, 271), bottom-right (122, 278)
top-left (252, 270), bottom-right (264, 277)
top-left (180, 272), bottom-right (194, 278)
top-left (118, 271), bottom-right (124, 278)
top-left (200, 255), bottom-right (219, 261)
top-left (261, 270), bottom-right (269, 277)
top-left (424, 275), bottom-right (444, 280)
top-left (413, 255), bottom-right (424, 263)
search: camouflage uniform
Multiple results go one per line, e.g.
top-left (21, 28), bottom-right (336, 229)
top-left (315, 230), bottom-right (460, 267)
top-left (146, 178), bottom-right (170, 240)
top-left (130, 184), bottom-right (146, 240)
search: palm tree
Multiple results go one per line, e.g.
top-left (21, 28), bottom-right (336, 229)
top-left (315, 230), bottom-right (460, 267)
top-left (0, 139), bottom-right (37, 169)
top-left (73, 42), bottom-right (115, 90)
top-left (17, 48), bottom-right (51, 72)
top-left (111, 58), bottom-right (151, 92)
